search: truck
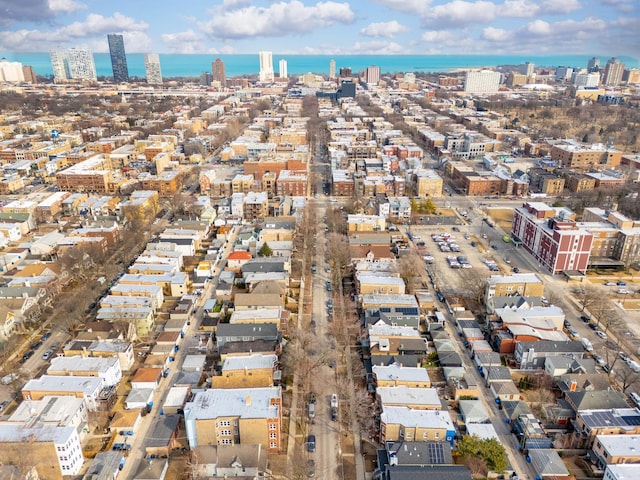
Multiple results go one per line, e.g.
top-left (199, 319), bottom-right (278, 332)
top-left (581, 338), bottom-right (593, 352)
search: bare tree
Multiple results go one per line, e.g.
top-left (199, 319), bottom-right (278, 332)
top-left (397, 252), bottom-right (423, 293)
top-left (614, 363), bottom-right (640, 393)
top-left (571, 285), bottom-right (605, 313)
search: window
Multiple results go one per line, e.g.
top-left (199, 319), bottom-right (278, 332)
top-left (269, 423), bottom-right (277, 430)
top-left (270, 442), bottom-right (277, 448)
top-left (219, 429), bottom-right (231, 436)
top-left (270, 432), bottom-right (277, 439)
top-left (220, 439), bottom-right (232, 445)
top-left (435, 432), bottom-right (440, 439)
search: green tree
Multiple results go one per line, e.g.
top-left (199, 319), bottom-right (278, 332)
top-left (258, 242), bottom-right (273, 257)
top-left (456, 434), bottom-right (508, 473)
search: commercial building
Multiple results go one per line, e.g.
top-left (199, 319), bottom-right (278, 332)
top-left (184, 387), bottom-right (282, 452)
top-left (212, 58), bottom-right (226, 86)
top-left (145, 53), bottom-right (163, 85)
top-left (259, 51), bottom-right (274, 83)
top-left (67, 48), bottom-right (97, 81)
top-left (464, 70), bottom-right (501, 93)
top-left (329, 59), bottom-right (336, 79)
top-left (511, 202), bottom-right (593, 274)
top-left (107, 34), bottom-right (129, 83)
top-left (592, 434), bottom-right (640, 468)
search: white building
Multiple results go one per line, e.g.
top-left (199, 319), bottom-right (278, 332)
top-left (278, 59), bottom-right (287, 79)
top-left (366, 65), bottom-right (380, 85)
top-left (145, 53), bottom-right (163, 85)
top-left (8, 395), bottom-right (88, 432)
top-left (259, 51), bottom-right (274, 83)
top-left (0, 424), bottom-right (84, 476)
top-left (464, 70), bottom-right (501, 93)
top-left (604, 464), bottom-right (640, 480)
top-left (67, 48), bottom-right (97, 81)
top-left (574, 72), bottom-right (600, 88)
top-left (50, 50), bottom-right (69, 83)
top-left (0, 59), bottom-right (25, 82)
top-left (47, 355), bottom-right (122, 387)
top-left (329, 59), bottom-right (336, 79)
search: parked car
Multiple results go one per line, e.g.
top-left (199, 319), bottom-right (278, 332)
top-left (306, 435), bottom-right (316, 452)
top-left (563, 320), bottom-right (572, 328)
top-left (307, 459), bottom-right (316, 478)
top-left (619, 352), bottom-right (629, 362)
top-left (617, 281), bottom-right (627, 286)
top-left (42, 350), bottom-right (54, 360)
top-left (596, 330), bottom-right (607, 339)
top-left (580, 316), bottom-right (590, 323)
top-left (41, 331), bottom-right (52, 341)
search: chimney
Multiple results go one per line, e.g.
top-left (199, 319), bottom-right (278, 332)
top-left (245, 395), bottom-right (251, 406)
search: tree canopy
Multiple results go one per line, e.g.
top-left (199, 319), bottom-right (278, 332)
top-left (258, 242), bottom-right (273, 257)
top-left (456, 434), bottom-right (508, 473)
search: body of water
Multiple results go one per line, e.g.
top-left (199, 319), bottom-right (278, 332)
top-left (1, 52), bottom-right (637, 79)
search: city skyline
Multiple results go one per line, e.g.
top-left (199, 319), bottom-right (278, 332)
top-left (0, 1), bottom-right (637, 58)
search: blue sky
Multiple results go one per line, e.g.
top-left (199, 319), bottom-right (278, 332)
top-left (0, 0), bottom-right (637, 57)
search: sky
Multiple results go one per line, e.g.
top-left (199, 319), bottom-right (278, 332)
top-left (0, 0), bottom-right (637, 58)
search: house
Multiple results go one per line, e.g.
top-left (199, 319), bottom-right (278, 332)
top-left (191, 444), bottom-right (269, 479)
top-left (22, 375), bottom-right (104, 410)
top-left (7, 395), bottom-right (87, 431)
top-left (565, 390), bottom-right (629, 414)
top-left (459, 400), bottom-right (490, 424)
top-left (373, 365), bottom-right (431, 388)
top-left (514, 340), bottom-right (584, 369)
top-left (212, 353), bottom-right (278, 389)
top-left (512, 414), bottom-right (552, 449)
top-left (47, 355), bottom-right (122, 387)
top-left (545, 356), bottom-right (596, 377)
top-left (145, 415), bottom-right (181, 458)
top-left (133, 458), bottom-right (168, 480)
top-left (466, 424), bottom-right (499, 441)
top-left (380, 406), bottom-right (455, 444)
top-left (376, 386), bottom-right (442, 410)
top-left (573, 408), bottom-right (640, 448)
top-left (233, 293), bottom-right (283, 311)
top-left (357, 275), bottom-right (406, 295)
top-left (184, 387), bottom-right (282, 453)
top-left (82, 451), bottom-right (125, 480)
top-left (527, 449), bottom-right (570, 478)
top-left (131, 368), bottom-right (163, 390)
top-left (227, 251), bottom-right (253, 270)
top-left (380, 465), bottom-right (472, 480)
top-left (592, 434), bottom-right (640, 468)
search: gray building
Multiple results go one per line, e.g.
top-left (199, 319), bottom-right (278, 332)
top-left (107, 34), bottom-right (129, 83)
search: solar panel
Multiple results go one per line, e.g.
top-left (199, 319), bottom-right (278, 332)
top-left (427, 442), bottom-right (445, 463)
top-left (621, 416), bottom-right (640, 426)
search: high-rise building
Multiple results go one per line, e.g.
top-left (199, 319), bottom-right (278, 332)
top-left (107, 34), bottom-right (129, 83)
top-left (0, 58), bottom-right (25, 82)
top-left (622, 69), bottom-right (640, 85)
top-left (145, 53), bottom-right (163, 85)
top-left (259, 51), bottom-right (274, 83)
top-left (22, 65), bottom-right (37, 83)
top-left (555, 66), bottom-right (573, 82)
top-left (365, 65), bottom-right (380, 85)
top-left (339, 67), bottom-right (352, 78)
top-left (603, 58), bottom-right (625, 86)
top-left (50, 50), bottom-right (69, 83)
top-left (279, 59), bottom-right (288, 79)
top-left (463, 70), bottom-right (501, 93)
top-left (329, 59), bottom-right (336, 79)
top-left (67, 48), bottom-right (97, 81)
top-left (212, 58), bottom-right (226, 86)
top-left (518, 61), bottom-right (534, 76)
top-left (200, 72), bottom-right (213, 86)
top-left (587, 57), bottom-right (600, 72)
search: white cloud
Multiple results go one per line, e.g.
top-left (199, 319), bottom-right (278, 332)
top-left (0, 12), bottom-right (150, 52)
top-left (161, 29), bottom-right (203, 54)
top-left (481, 27), bottom-right (512, 41)
top-left (601, 0), bottom-right (636, 11)
top-left (502, 0), bottom-right (581, 17)
top-left (422, 1), bottom-right (497, 28)
top-left (222, 0), bottom-right (251, 9)
top-left (421, 30), bottom-right (478, 50)
top-left (360, 20), bottom-right (408, 38)
top-left (350, 40), bottom-right (405, 54)
top-left (526, 19), bottom-right (552, 35)
top-left (48, 0), bottom-right (86, 13)
top-left (199, 1), bottom-right (355, 39)
top-left (372, 0), bottom-right (430, 14)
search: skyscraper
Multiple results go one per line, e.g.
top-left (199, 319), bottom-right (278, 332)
top-left (259, 51), bottom-right (274, 83)
top-left (587, 57), bottom-right (600, 72)
top-left (22, 65), bottom-right (37, 83)
top-left (50, 50), bottom-right (69, 83)
top-left (67, 48), bottom-right (97, 81)
top-left (329, 59), bottom-right (336, 79)
top-left (518, 61), bottom-right (534, 77)
top-left (365, 65), bottom-right (380, 85)
top-left (212, 58), bottom-right (226, 86)
top-left (279, 59), bottom-right (288, 79)
top-left (145, 53), bottom-right (163, 85)
top-left (0, 59), bottom-right (25, 82)
top-left (603, 58), bottom-right (625, 86)
top-left (107, 34), bottom-right (129, 83)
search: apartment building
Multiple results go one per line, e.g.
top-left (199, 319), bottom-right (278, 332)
top-left (184, 387), bottom-right (282, 452)
top-left (380, 406), bottom-right (455, 444)
top-left (550, 141), bottom-right (622, 171)
top-left (414, 169), bottom-right (443, 197)
top-left (512, 202), bottom-right (593, 274)
top-left (592, 435), bottom-right (640, 468)
top-left (276, 170), bottom-right (307, 196)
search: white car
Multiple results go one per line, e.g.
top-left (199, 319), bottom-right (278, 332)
top-left (618, 289), bottom-right (630, 294)
top-left (596, 331), bottom-right (607, 339)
